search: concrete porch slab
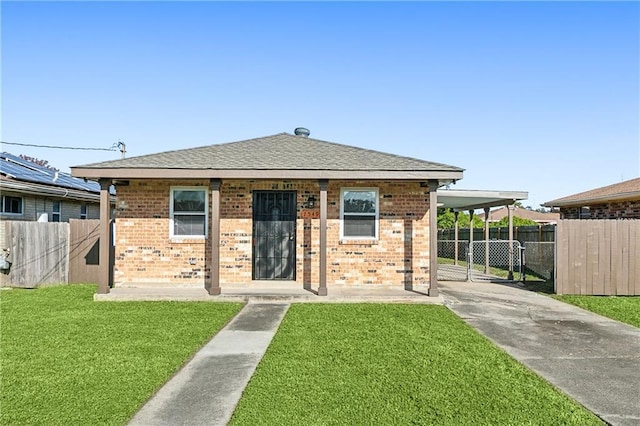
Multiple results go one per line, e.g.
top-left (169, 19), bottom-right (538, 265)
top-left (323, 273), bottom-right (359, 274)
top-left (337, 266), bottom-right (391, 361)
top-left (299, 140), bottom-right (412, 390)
top-left (94, 282), bottom-right (443, 304)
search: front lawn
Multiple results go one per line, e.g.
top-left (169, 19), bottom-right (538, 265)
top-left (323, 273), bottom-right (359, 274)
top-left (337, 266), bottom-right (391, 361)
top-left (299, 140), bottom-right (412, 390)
top-left (0, 285), bottom-right (243, 425)
top-left (553, 295), bottom-right (640, 328)
top-left (230, 304), bottom-right (601, 425)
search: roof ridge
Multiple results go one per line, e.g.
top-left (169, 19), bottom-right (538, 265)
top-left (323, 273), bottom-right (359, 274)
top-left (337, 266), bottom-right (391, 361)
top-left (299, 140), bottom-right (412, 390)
top-left (280, 133), bottom-right (464, 171)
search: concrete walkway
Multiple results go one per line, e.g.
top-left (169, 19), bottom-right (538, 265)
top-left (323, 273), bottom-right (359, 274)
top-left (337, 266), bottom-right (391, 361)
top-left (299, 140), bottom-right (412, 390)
top-left (129, 303), bottom-right (289, 426)
top-left (439, 281), bottom-right (640, 426)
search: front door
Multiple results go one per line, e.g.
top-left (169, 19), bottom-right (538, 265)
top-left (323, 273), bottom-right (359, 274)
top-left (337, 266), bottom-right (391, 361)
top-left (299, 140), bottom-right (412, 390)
top-left (252, 191), bottom-right (296, 280)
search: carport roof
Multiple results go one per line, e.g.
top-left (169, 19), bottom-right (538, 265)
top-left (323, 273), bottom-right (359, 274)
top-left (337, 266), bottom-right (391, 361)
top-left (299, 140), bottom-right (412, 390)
top-left (437, 189), bottom-right (528, 211)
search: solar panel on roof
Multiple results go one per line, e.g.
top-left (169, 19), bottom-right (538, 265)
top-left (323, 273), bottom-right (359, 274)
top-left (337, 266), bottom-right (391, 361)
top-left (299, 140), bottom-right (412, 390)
top-left (1, 152), bottom-right (102, 193)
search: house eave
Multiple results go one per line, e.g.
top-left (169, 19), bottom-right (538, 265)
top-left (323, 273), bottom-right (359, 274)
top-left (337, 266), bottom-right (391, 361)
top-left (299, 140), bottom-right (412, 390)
top-left (71, 167), bottom-right (464, 182)
top-left (0, 179), bottom-right (115, 203)
top-left (542, 192), bottom-right (640, 208)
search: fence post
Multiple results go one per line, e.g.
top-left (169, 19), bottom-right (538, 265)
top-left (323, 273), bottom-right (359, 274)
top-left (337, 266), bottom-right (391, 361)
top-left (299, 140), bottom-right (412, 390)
top-left (468, 210), bottom-right (474, 281)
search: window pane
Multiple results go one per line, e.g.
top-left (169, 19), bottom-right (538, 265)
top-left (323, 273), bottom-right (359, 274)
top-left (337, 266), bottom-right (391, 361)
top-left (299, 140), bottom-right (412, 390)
top-left (174, 215), bottom-right (206, 236)
top-left (51, 201), bottom-right (61, 222)
top-left (3, 196), bottom-right (22, 214)
top-left (174, 190), bottom-right (205, 212)
top-left (343, 190), bottom-right (376, 213)
top-left (343, 215), bottom-right (376, 237)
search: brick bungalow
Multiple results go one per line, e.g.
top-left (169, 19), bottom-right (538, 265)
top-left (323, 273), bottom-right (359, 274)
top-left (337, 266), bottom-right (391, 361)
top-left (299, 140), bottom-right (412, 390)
top-left (71, 130), bottom-right (464, 297)
top-left (543, 177), bottom-right (640, 219)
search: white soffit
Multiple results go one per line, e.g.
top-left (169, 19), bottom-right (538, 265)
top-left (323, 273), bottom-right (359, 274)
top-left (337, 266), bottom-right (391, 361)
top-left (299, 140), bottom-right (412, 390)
top-left (437, 189), bottom-right (528, 211)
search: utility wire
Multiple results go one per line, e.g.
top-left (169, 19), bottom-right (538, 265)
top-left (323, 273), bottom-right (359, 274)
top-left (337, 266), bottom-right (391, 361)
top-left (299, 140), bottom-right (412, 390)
top-left (0, 140), bottom-right (118, 151)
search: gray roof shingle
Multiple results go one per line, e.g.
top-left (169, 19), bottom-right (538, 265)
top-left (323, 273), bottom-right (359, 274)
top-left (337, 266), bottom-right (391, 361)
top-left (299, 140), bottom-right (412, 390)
top-left (77, 133), bottom-right (463, 172)
top-left (544, 177), bottom-right (640, 207)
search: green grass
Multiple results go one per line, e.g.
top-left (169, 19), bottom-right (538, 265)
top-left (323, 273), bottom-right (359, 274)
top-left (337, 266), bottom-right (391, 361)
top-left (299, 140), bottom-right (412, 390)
top-left (0, 285), bottom-right (243, 425)
top-left (231, 304), bottom-right (601, 425)
top-left (553, 295), bottom-right (640, 328)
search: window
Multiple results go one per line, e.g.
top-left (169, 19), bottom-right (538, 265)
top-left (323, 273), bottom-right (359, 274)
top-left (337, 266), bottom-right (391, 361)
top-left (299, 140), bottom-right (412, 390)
top-left (80, 203), bottom-right (88, 219)
top-left (1, 195), bottom-right (23, 215)
top-left (579, 206), bottom-right (590, 219)
top-left (340, 188), bottom-right (378, 239)
top-left (52, 201), bottom-right (61, 222)
top-left (170, 187), bottom-right (208, 238)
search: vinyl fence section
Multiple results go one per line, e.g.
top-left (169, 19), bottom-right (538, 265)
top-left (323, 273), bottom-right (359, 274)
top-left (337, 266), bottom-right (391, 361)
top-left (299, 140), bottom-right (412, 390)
top-left (0, 220), bottom-right (101, 288)
top-left (556, 219), bottom-right (639, 295)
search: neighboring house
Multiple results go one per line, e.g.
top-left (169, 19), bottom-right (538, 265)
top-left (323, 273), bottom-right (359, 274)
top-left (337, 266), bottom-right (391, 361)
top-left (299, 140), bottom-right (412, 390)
top-left (0, 152), bottom-right (112, 222)
top-left (477, 206), bottom-right (560, 225)
top-left (71, 130), bottom-right (464, 296)
top-left (543, 178), bottom-right (640, 219)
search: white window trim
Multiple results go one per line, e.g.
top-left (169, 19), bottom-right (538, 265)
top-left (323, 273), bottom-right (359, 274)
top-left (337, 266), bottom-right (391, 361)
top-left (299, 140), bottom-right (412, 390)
top-left (52, 200), bottom-right (61, 222)
top-left (340, 187), bottom-right (379, 241)
top-left (170, 186), bottom-right (208, 239)
top-left (0, 195), bottom-right (23, 216)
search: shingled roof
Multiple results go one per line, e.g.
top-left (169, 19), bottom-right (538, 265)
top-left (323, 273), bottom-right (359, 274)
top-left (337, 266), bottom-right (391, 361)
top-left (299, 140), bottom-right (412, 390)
top-left (544, 177), bottom-right (640, 207)
top-left (72, 133), bottom-right (464, 182)
top-left (478, 206), bottom-right (560, 224)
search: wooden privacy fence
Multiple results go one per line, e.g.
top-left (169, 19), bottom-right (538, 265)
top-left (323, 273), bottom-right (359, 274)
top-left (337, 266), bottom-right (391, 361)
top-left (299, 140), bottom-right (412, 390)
top-left (0, 220), bottom-right (100, 288)
top-left (556, 219), bottom-right (639, 295)
top-left (68, 219), bottom-right (100, 284)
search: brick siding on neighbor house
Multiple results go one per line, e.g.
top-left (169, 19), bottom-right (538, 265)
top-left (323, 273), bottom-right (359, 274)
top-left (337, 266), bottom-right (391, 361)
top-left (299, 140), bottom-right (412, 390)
top-left (560, 200), bottom-right (640, 219)
top-left (113, 179), bottom-right (432, 287)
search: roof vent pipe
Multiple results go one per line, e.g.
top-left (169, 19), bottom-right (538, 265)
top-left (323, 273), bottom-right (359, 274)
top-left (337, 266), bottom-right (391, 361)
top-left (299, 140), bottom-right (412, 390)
top-left (294, 127), bottom-right (310, 137)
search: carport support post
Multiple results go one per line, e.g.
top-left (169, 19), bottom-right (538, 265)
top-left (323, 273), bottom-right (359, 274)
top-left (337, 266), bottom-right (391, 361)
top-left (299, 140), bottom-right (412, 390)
top-left (468, 210), bottom-right (474, 281)
top-left (484, 207), bottom-right (490, 274)
top-left (454, 211), bottom-right (459, 266)
top-left (318, 179), bottom-right (328, 296)
top-left (98, 179), bottom-right (112, 294)
top-left (209, 179), bottom-right (222, 295)
top-left (507, 204), bottom-right (514, 280)
top-left (428, 180), bottom-right (439, 297)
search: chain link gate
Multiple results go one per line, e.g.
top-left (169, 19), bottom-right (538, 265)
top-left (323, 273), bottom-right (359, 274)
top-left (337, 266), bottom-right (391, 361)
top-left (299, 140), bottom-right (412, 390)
top-left (467, 240), bottom-right (524, 282)
top-left (437, 240), bottom-right (470, 281)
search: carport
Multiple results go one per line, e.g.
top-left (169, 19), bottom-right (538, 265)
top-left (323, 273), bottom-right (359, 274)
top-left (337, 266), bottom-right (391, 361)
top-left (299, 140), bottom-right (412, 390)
top-left (436, 189), bottom-right (528, 281)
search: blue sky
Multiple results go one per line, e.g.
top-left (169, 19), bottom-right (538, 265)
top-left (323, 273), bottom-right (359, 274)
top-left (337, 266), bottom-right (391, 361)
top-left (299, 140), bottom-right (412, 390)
top-left (2, 1), bottom-right (638, 208)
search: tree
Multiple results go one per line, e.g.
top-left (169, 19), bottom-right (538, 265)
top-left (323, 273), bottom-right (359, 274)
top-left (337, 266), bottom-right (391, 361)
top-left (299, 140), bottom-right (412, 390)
top-left (437, 208), bottom-right (484, 229)
top-left (489, 216), bottom-right (538, 227)
top-left (438, 208), bottom-right (541, 229)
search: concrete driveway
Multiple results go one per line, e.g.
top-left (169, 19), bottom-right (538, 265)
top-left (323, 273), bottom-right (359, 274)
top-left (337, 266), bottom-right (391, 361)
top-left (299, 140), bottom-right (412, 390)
top-left (439, 281), bottom-right (640, 426)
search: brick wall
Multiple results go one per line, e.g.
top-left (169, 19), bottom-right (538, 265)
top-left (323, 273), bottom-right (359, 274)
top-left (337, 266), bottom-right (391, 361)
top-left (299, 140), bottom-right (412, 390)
top-left (560, 199), bottom-right (640, 219)
top-left (113, 179), bottom-right (433, 287)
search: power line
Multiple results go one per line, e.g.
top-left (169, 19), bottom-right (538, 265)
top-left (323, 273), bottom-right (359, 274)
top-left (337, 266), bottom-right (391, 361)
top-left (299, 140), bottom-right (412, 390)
top-left (0, 140), bottom-right (117, 151)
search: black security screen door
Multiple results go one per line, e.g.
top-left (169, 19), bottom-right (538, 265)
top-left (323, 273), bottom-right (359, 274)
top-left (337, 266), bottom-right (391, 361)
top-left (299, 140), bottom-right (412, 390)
top-left (253, 191), bottom-right (297, 280)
